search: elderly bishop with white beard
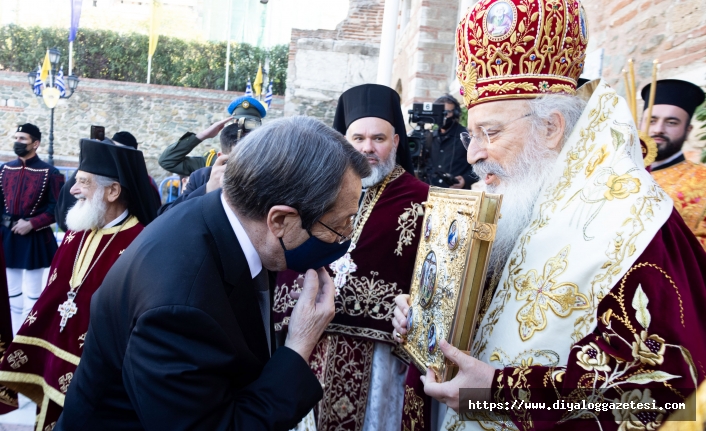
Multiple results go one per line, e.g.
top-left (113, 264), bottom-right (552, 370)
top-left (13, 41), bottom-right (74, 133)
top-left (393, 0), bottom-right (706, 430)
top-left (0, 139), bottom-right (157, 429)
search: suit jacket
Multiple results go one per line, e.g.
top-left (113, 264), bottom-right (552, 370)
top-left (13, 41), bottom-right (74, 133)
top-left (158, 166), bottom-right (212, 215)
top-left (56, 190), bottom-right (322, 431)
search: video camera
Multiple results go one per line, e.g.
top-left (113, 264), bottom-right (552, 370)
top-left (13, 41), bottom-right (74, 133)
top-left (407, 103), bottom-right (458, 186)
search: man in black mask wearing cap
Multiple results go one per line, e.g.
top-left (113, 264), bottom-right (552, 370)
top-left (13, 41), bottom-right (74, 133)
top-left (273, 84), bottom-right (429, 431)
top-left (641, 79), bottom-right (706, 249)
top-left (427, 94), bottom-right (479, 189)
top-left (1, 123), bottom-right (64, 334)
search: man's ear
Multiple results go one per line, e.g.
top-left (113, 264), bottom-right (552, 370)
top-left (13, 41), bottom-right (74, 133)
top-left (105, 182), bottom-right (122, 203)
top-left (267, 205), bottom-right (300, 239)
top-left (685, 124), bottom-right (694, 140)
top-left (31, 140), bottom-right (40, 151)
top-left (543, 112), bottom-right (566, 151)
top-left (393, 133), bottom-right (400, 150)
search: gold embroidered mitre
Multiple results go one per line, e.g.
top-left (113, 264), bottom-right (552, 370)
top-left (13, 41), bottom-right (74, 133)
top-left (456, 0), bottom-right (589, 107)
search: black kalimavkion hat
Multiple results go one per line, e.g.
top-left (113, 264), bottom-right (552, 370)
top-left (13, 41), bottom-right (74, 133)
top-left (641, 79), bottom-right (705, 118)
top-left (78, 139), bottom-right (158, 226)
top-left (332, 84), bottom-right (414, 174)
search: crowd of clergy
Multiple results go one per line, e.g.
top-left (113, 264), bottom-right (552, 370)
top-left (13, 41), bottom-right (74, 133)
top-left (0, 0), bottom-right (705, 430)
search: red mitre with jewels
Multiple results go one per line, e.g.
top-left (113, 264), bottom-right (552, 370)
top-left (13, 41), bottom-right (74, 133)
top-left (456, 0), bottom-right (588, 108)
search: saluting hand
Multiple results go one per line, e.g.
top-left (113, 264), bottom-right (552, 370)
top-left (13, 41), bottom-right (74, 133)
top-left (285, 268), bottom-right (336, 363)
top-left (196, 117), bottom-right (232, 141)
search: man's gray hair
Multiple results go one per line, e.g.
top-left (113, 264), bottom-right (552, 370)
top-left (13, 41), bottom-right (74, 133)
top-left (527, 94), bottom-right (587, 149)
top-left (223, 116), bottom-right (371, 230)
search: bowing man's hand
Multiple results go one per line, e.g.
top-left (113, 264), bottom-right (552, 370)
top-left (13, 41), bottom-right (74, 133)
top-left (420, 339), bottom-right (495, 412)
top-left (206, 155), bottom-right (229, 193)
top-left (391, 294), bottom-right (410, 343)
top-left (285, 268), bottom-right (336, 363)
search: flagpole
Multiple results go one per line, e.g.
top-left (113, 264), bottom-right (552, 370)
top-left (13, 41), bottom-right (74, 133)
top-left (147, 56), bottom-right (152, 84)
top-left (224, 0), bottom-right (233, 91)
top-left (68, 42), bottom-right (73, 76)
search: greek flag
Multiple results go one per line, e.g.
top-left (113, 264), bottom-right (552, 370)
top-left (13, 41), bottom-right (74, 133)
top-left (56, 67), bottom-right (67, 97)
top-left (32, 65), bottom-right (43, 96)
top-left (264, 81), bottom-right (273, 108)
top-left (245, 79), bottom-right (253, 97)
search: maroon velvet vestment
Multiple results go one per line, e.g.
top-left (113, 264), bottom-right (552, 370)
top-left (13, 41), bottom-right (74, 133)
top-left (401, 210), bottom-right (706, 431)
top-left (0, 232), bottom-right (16, 414)
top-left (0, 216), bottom-right (144, 429)
top-left (274, 166), bottom-right (429, 430)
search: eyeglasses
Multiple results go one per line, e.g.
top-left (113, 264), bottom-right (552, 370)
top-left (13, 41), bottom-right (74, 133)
top-left (460, 113), bottom-right (533, 150)
top-left (317, 215), bottom-right (356, 244)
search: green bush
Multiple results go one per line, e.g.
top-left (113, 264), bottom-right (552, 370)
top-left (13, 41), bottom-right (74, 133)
top-left (0, 24), bottom-right (288, 95)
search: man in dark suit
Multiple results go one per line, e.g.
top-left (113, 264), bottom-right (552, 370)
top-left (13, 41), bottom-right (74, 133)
top-left (56, 117), bottom-right (371, 431)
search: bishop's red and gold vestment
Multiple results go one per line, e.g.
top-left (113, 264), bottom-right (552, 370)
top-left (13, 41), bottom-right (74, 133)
top-left (401, 82), bottom-right (706, 431)
top-left (0, 216), bottom-right (143, 429)
top-left (274, 166), bottom-right (429, 431)
top-left (651, 157), bottom-right (706, 250)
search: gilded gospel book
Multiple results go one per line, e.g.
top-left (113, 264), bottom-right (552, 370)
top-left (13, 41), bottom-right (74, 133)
top-left (402, 187), bottom-right (502, 382)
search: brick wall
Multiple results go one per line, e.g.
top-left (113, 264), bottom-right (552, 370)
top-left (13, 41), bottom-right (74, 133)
top-left (392, 0), bottom-right (463, 114)
top-left (0, 71), bottom-right (283, 182)
top-left (583, 0), bottom-right (706, 158)
top-left (283, 0), bottom-right (385, 124)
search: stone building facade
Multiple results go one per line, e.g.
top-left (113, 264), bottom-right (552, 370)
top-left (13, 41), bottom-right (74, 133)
top-left (283, 0), bottom-right (385, 124)
top-left (0, 71), bottom-right (283, 182)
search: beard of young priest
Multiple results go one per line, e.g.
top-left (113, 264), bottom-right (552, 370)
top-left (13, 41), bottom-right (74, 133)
top-left (392, 1), bottom-right (706, 430)
top-left (273, 84), bottom-right (429, 431)
top-left (0, 139), bottom-right (155, 429)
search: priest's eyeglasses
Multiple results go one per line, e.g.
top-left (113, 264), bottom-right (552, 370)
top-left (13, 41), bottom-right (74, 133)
top-left (460, 113), bottom-right (533, 150)
top-left (317, 215), bottom-right (356, 244)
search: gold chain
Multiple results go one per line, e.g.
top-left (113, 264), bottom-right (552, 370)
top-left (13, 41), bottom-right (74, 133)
top-left (351, 172), bottom-right (393, 243)
top-left (70, 220), bottom-right (127, 294)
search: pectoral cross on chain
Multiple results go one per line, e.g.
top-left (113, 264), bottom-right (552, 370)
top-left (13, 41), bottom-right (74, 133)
top-left (58, 291), bottom-right (78, 333)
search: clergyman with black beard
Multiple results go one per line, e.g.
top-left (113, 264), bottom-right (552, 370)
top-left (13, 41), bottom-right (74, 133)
top-left (642, 79), bottom-right (706, 249)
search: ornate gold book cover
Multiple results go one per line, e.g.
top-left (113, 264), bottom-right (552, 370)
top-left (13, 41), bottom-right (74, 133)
top-left (402, 187), bottom-right (502, 382)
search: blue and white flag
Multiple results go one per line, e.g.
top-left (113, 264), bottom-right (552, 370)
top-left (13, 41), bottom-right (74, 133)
top-left (56, 66), bottom-right (67, 97)
top-left (32, 65), bottom-right (43, 96)
top-left (245, 78), bottom-right (253, 97)
top-left (264, 81), bottom-right (273, 108)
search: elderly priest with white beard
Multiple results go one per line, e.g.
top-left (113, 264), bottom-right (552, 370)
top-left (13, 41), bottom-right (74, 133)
top-left (0, 139), bottom-right (157, 429)
top-left (393, 0), bottom-right (706, 430)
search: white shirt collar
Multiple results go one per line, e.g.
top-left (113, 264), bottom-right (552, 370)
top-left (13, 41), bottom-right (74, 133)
top-left (103, 209), bottom-right (129, 229)
top-left (221, 193), bottom-right (263, 279)
top-left (651, 150), bottom-right (683, 170)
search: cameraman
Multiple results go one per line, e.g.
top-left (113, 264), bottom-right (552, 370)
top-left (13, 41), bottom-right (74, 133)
top-left (427, 95), bottom-right (479, 189)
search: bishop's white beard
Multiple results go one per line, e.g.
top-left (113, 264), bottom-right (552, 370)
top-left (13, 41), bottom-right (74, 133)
top-left (473, 137), bottom-right (559, 280)
top-left (361, 147), bottom-right (397, 188)
top-left (66, 187), bottom-right (108, 232)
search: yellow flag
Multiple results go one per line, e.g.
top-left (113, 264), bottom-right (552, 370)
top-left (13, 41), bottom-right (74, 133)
top-left (253, 63), bottom-right (263, 96)
top-left (39, 51), bottom-right (51, 83)
top-left (148, 0), bottom-right (161, 58)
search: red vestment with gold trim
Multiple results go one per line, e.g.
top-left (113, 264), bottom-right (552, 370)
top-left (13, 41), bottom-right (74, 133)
top-left (274, 166), bottom-right (429, 430)
top-left (0, 216), bottom-right (143, 429)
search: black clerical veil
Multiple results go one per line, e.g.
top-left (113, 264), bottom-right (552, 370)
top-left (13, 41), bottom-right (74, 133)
top-left (641, 79), bottom-right (706, 118)
top-left (333, 84), bottom-right (415, 174)
top-left (78, 139), bottom-right (158, 226)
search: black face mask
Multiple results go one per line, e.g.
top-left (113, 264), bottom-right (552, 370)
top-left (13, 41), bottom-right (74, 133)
top-left (443, 117), bottom-right (456, 130)
top-left (13, 142), bottom-right (31, 157)
top-left (280, 231), bottom-right (351, 274)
